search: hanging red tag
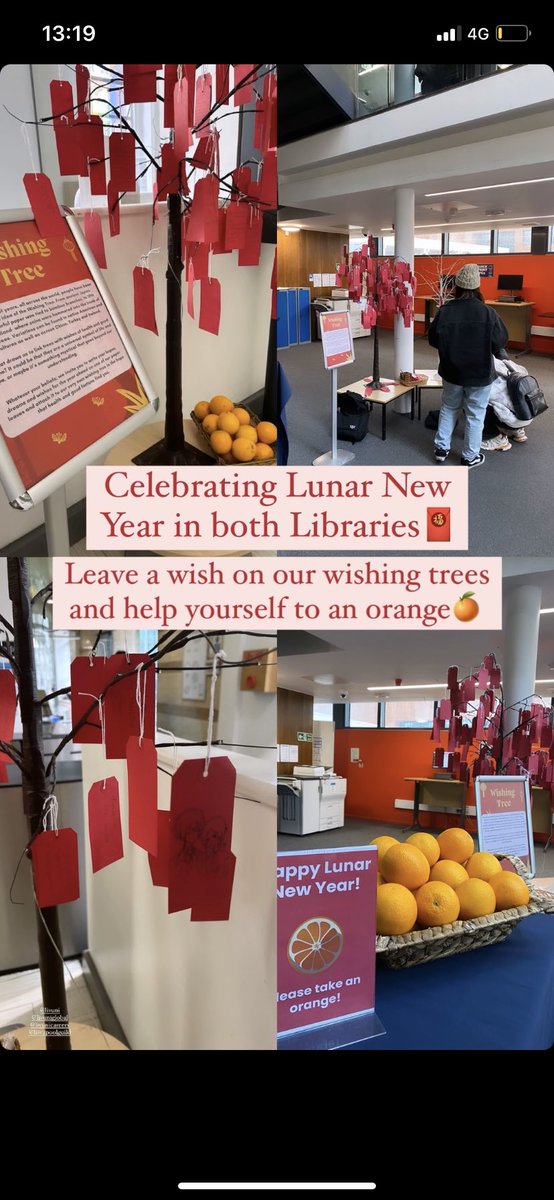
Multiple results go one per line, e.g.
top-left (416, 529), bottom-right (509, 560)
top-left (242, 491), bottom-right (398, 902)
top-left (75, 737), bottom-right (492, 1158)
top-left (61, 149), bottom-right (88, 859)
top-left (88, 777), bottom-right (124, 872)
top-left (156, 144), bottom-right (180, 201)
top-left (75, 114), bottom-right (104, 172)
top-left (123, 64), bottom-right (160, 104)
top-left (199, 277), bottom-right (221, 336)
top-left (186, 175), bottom-right (220, 244)
top-left (133, 266), bottom-right (158, 334)
top-left (191, 242), bottom-right (209, 279)
top-left (104, 654), bottom-right (155, 759)
top-left (0, 671), bottom-right (16, 743)
top-left (173, 78), bottom-right (191, 160)
top-left (212, 210), bottom-right (229, 254)
top-left (23, 173), bottom-right (67, 237)
top-left (168, 756), bottom-right (235, 914)
top-left (238, 209), bottom-right (263, 266)
top-left (148, 810), bottom-right (170, 887)
top-left (109, 132), bottom-right (136, 193)
top-left (70, 655), bottom-right (111, 744)
top-left (83, 211), bottom-right (107, 269)
top-left (50, 78), bottom-right (73, 123)
top-left (258, 149), bottom-right (277, 208)
top-left (164, 64), bottom-right (179, 127)
top-left (194, 72), bottom-right (212, 126)
top-left (191, 852), bottom-right (236, 921)
top-left (32, 829), bottom-right (80, 908)
top-left (224, 201), bottom-right (249, 250)
top-left (53, 119), bottom-right (87, 176)
top-left (89, 155), bottom-right (106, 197)
top-left (189, 132), bottom-right (218, 171)
top-left (126, 736), bottom-right (158, 855)
top-left (75, 64), bottom-right (89, 114)
top-left (187, 260), bottom-right (195, 318)
top-left (215, 64), bottom-right (231, 105)
top-left (107, 181), bottom-right (120, 237)
top-left (233, 64), bottom-right (254, 106)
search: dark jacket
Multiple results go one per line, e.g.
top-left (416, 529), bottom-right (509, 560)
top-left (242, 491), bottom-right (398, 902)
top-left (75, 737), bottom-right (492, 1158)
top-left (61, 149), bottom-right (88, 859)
top-left (428, 296), bottom-right (508, 386)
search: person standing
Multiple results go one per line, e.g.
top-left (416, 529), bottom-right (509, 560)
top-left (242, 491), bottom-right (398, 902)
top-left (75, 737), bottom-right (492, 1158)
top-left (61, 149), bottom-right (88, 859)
top-left (428, 264), bottom-right (508, 468)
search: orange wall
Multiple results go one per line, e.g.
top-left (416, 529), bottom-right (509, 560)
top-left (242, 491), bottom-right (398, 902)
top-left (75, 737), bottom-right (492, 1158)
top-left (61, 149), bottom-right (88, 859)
top-left (335, 728), bottom-right (477, 832)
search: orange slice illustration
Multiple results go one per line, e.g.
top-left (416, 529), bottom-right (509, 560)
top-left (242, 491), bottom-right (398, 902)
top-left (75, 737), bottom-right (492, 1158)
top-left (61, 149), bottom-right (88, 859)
top-left (287, 917), bottom-right (343, 974)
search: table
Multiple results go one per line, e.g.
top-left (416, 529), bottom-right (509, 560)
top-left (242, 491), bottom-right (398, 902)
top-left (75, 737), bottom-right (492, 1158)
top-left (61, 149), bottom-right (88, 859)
top-left (338, 378), bottom-right (416, 442)
top-left (403, 776), bottom-right (467, 830)
top-left (346, 914), bottom-right (554, 1050)
top-left (420, 296), bottom-right (533, 352)
top-left (413, 369), bottom-right (443, 420)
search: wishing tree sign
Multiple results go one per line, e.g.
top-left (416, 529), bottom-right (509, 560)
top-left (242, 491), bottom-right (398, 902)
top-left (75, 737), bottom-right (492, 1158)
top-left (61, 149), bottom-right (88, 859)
top-left (432, 653), bottom-right (554, 811)
top-left (20, 64), bottom-right (277, 466)
top-left (336, 238), bottom-right (415, 390)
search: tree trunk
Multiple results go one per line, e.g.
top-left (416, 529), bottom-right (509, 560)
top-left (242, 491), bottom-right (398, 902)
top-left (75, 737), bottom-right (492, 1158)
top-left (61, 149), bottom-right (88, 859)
top-left (372, 322), bottom-right (381, 390)
top-left (8, 559), bottom-right (71, 1051)
top-left (164, 193), bottom-right (186, 456)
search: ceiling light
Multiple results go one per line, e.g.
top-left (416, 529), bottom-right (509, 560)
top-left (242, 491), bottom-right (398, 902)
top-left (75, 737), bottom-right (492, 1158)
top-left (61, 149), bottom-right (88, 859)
top-left (383, 216), bottom-right (554, 231)
top-left (535, 679), bottom-right (554, 685)
top-left (425, 177), bottom-right (554, 198)
top-left (313, 674), bottom-right (335, 685)
top-left (281, 225), bottom-right (300, 234)
top-left (358, 65), bottom-right (386, 76)
top-left (366, 683), bottom-right (445, 691)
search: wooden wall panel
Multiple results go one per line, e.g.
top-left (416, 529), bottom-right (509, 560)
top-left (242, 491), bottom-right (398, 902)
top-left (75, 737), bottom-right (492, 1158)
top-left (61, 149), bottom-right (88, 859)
top-left (277, 228), bottom-right (346, 298)
top-left (277, 687), bottom-right (314, 775)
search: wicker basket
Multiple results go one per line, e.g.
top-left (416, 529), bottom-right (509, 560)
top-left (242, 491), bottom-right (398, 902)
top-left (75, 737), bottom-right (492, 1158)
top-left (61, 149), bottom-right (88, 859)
top-left (190, 407), bottom-right (276, 466)
top-left (376, 856), bottom-right (554, 969)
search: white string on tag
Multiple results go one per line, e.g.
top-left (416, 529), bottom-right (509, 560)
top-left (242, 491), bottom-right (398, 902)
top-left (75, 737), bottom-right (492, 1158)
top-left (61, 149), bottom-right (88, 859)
top-left (89, 639), bottom-right (108, 667)
top-left (137, 247), bottom-right (160, 273)
top-left (21, 123), bottom-right (39, 181)
top-left (123, 633), bottom-right (130, 664)
top-left (203, 650), bottom-right (226, 777)
top-left (158, 727), bottom-right (177, 771)
top-left (135, 662), bottom-right (147, 748)
top-left (78, 691), bottom-right (107, 787)
top-left (42, 794), bottom-right (59, 837)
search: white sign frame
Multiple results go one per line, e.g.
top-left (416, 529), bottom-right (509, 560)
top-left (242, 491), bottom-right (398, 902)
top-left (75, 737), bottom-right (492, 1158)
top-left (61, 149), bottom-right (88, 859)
top-left (319, 309), bottom-right (355, 371)
top-left (0, 209), bottom-right (158, 511)
top-left (475, 774), bottom-right (535, 877)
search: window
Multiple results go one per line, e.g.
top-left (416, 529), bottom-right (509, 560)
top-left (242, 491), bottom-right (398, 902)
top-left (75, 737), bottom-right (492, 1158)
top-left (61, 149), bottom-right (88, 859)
top-left (382, 699), bottom-right (435, 728)
top-left (381, 235), bottom-right (395, 256)
top-left (447, 229), bottom-right (492, 254)
top-left (414, 233), bottom-right (442, 255)
top-left (497, 226), bottom-right (532, 253)
top-left (313, 701), bottom-right (334, 722)
top-left (349, 702), bottom-right (379, 728)
top-left (549, 227), bottom-right (554, 252)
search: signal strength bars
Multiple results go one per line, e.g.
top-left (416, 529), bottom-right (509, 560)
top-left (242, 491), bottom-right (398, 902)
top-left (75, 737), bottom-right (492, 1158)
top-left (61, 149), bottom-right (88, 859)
top-left (437, 26), bottom-right (462, 40)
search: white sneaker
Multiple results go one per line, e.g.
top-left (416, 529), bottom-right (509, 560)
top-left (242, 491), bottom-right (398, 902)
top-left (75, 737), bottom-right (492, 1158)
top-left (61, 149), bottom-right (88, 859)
top-left (481, 435), bottom-right (512, 452)
top-left (509, 428), bottom-right (528, 443)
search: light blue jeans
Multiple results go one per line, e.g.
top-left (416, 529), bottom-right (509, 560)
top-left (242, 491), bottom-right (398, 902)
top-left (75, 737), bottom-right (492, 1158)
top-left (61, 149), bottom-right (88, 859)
top-left (435, 381), bottom-right (493, 460)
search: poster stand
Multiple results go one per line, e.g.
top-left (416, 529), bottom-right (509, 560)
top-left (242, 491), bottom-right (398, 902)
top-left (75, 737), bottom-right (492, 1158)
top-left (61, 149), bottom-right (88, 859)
top-left (278, 1009), bottom-right (385, 1050)
top-left (43, 486), bottom-right (70, 556)
top-left (313, 311), bottom-right (355, 467)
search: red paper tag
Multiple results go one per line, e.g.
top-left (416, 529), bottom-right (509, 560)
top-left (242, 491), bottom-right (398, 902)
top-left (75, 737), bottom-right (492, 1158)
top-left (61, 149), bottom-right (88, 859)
top-left (126, 736), bottom-right (158, 855)
top-left (212, 209), bottom-right (229, 254)
top-left (107, 181), bottom-right (120, 237)
top-left (199, 277), bottom-right (221, 336)
top-left (83, 211), bottom-right (107, 269)
top-left (53, 119), bottom-right (87, 176)
top-left (0, 670), bottom-right (16, 743)
top-left (23, 173), bottom-right (67, 237)
top-left (109, 132), bottom-right (136, 193)
top-left (173, 79), bottom-right (191, 160)
top-left (32, 829), bottom-right (80, 908)
top-left (133, 266), bottom-right (158, 334)
top-left (427, 508), bottom-right (451, 541)
top-left (187, 260), bottom-right (195, 318)
top-left (76, 64), bottom-right (89, 114)
top-left (168, 756), bottom-right (235, 914)
top-left (149, 810), bottom-right (170, 887)
top-left (191, 242), bottom-right (209, 279)
top-left (75, 115), bottom-right (104, 172)
top-left (163, 64), bottom-right (179, 127)
top-left (233, 64), bottom-right (254, 106)
top-left (156, 144), bottom-right (180, 200)
top-left (194, 72), bottom-right (212, 126)
top-left (215, 64), bottom-right (231, 104)
top-left (104, 654), bottom-right (155, 759)
top-left (50, 78), bottom-right (73, 123)
top-left (191, 852), bottom-right (236, 921)
top-left (258, 149), bottom-right (277, 208)
top-left (186, 175), bottom-right (219, 244)
top-left (88, 777), bottom-right (124, 873)
top-left (189, 132), bottom-right (218, 171)
top-left (224, 200), bottom-right (249, 250)
top-left (238, 208), bottom-right (263, 267)
top-left (89, 156), bottom-right (107, 197)
top-left (70, 656), bottom-right (111, 744)
top-left (123, 64), bottom-right (160, 104)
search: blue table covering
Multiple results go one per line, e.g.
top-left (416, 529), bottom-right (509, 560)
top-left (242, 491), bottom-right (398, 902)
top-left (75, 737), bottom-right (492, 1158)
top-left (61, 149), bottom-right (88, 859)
top-left (349, 914), bottom-right (554, 1050)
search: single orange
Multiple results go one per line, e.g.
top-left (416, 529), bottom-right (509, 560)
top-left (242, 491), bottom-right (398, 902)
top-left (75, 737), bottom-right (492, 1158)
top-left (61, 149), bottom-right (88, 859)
top-left (202, 413), bottom-right (219, 434)
top-left (381, 843), bottom-right (430, 890)
top-left (210, 430), bottom-right (233, 456)
top-left (287, 917), bottom-right (343, 973)
top-left (234, 407), bottom-right (251, 426)
top-left (254, 443), bottom-right (274, 462)
top-left (430, 859), bottom-right (469, 889)
top-left (217, 411), bottom-right (240, 436)
top-left (455, 878), bottom-right (496, 919)
top-left (373, 835), bottom-right (399, 869)
top-left (415, 881), bottom-right (460, 928)
top-left (231, 437), bottom-right (256, 462)
top-left (466, 852), bottom-right (503, 882)
top-left (406, 832), bottom-right (440, 866)
top-left (490, 871), bottom-right (529, 911)
top-left (194, 400), bottom-right (210, 420)
top-left (437, 827), bottom-right (474, 864)
top-left (377, 871), bottom-right (383, 887)
top-left (257, 420), bottom-right (278, 445)
top-left (376, 883), bottom-right (418, 935)
top-left (237, 424), bottom-right (258, 443)
top-left (209, 394), bottom-right (234, 415)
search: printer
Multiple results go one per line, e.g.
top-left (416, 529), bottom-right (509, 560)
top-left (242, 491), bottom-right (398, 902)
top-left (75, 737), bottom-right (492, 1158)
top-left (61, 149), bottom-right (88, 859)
top-left (277, 771), bottom-right (347, 835)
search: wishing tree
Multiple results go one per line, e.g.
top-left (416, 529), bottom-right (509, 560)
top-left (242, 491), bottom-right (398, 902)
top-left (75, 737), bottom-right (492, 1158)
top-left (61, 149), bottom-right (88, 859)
top-left (0, 559), bottom-right (275, 1051)
top-left (21, 63), bottom-right (277, 465)
top-left (432, 653), bottom-right (554, 808)
top-left (416, 253), bottom-right (464, 308)
top-left (336, 237), bottom-right (415, 391)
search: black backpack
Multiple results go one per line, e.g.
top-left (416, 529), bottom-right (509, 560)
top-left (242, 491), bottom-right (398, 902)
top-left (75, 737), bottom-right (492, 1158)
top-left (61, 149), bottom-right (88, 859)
top-left (506, 368), bottom-right (548, 421)
top-left (336, 391), bottom-right (369, 443)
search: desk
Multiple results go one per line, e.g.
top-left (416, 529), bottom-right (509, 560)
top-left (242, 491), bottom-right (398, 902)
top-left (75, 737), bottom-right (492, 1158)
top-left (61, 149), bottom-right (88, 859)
top-left (420, 296), bottom-right (533, 351)
top-left (346, 914), bottom-right (554, 1050)
top-left (403, 776), bottom-right (467, 830)
top-left (413, 368), bottom-right (443, 420)
top-left (338, 378), bottom-right (416, 442)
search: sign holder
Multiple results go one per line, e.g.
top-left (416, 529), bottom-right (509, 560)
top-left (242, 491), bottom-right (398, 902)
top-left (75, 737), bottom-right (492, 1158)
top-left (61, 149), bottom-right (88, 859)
top-left (0, 210), bottom-right (158, 555)
top-left (313, 310), bottom-right (355, 467)
top-left (475, 775), bottom-right (535, 876)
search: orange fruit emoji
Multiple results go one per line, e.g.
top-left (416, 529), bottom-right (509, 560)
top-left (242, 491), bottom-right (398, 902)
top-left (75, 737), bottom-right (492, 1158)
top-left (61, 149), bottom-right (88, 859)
top-left (287, 918), bottom-right (343, 973)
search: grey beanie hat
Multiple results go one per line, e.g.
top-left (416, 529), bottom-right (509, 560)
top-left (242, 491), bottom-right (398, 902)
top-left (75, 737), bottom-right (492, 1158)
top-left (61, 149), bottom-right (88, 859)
top-left (455, 263), bottom-right (480, 290)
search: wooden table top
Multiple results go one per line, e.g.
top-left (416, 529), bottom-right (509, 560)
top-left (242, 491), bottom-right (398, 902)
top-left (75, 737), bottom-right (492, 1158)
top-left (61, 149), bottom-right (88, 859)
top-left (404, 776), bottom-right (465, 785)
top-left (338, 378), bottom-right (415, 406)
top-left (415, 369), bottom-right (443, 389)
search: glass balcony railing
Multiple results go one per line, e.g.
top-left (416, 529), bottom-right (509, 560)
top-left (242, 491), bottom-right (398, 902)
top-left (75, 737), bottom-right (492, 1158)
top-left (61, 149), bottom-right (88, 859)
top-left (352, 63), bottom-right (516, 117)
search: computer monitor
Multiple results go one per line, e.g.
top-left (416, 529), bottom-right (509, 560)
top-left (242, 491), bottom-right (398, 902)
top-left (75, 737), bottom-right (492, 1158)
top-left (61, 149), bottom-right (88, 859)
top-left (498, 273), bottom-right (523, 301)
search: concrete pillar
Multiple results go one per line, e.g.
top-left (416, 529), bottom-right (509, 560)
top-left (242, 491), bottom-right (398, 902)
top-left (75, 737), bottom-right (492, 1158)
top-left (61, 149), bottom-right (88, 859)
top-left (393, 64), bottom-right (415, 104)
top-left (502, 585), bottom-right (542, 733)
top-left (393, 187), bottom-right (415, 412)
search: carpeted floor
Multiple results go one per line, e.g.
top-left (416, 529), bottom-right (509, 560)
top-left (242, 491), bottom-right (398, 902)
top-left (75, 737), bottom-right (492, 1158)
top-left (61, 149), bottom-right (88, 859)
top-left (279, 331), bottom-right (554, 555)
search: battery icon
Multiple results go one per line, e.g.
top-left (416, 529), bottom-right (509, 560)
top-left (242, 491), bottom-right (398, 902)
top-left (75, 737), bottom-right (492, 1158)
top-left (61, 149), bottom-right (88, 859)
top-left (496, 24), bottom-right (529, 40)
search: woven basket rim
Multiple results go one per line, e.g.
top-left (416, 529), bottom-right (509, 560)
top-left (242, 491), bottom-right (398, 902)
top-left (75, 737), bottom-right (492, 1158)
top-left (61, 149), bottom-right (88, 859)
top-left (190, 407), bottom-right (276, 465)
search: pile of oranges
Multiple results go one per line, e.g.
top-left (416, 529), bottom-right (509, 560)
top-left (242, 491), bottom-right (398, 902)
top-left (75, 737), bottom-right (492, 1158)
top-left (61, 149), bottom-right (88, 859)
top-left (194, 396), bottom-right (277, 463)
top-left (375, 828), bottom-right (530, 937)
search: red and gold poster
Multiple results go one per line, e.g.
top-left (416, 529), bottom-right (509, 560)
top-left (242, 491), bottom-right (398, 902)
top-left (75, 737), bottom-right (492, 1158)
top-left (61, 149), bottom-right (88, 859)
top-left (0, 218), bottom-right (151, 493)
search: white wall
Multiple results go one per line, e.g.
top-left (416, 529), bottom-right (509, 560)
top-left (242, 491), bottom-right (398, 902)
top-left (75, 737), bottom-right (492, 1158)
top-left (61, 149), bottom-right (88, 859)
top-left (81, 742), bottom-right (275, 1050)
top-left (0, 66), bottom-right (39, 209)
top-left (217, 633), bottom-right (277, 762)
